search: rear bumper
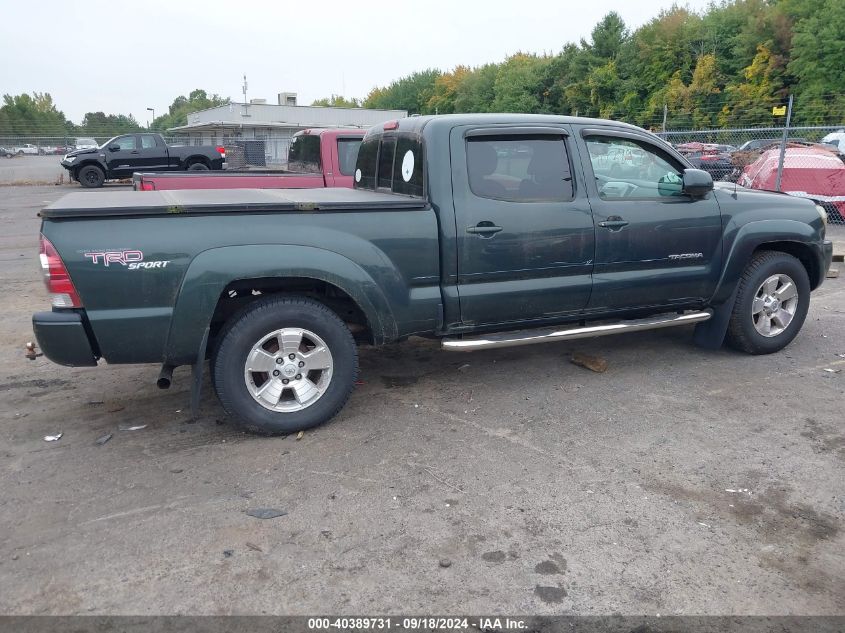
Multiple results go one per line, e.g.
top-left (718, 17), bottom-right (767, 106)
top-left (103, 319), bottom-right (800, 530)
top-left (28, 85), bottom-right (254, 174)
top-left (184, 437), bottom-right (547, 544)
top-left (32, 310), bottom-right (98, 367)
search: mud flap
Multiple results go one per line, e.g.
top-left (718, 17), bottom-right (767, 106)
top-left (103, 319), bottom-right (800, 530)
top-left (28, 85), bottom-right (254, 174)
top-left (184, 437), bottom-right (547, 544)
top-left (190, 326), bottom-right (210, 419)
top-left (693, 286), bottom-right (739, 350)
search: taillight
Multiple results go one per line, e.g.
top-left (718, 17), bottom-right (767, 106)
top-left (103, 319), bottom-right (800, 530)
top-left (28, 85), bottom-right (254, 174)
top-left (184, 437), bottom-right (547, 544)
top-left (216, 146), bottom-right (226, 159)
top-left (140, 180), bottom-right (155, 191)
top-left (39, 234), bottom-right (82, 308)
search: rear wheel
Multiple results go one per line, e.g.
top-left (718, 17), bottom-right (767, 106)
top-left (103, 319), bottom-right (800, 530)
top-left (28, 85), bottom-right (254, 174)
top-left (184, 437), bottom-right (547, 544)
top-left (77, 165), bottom-right (105, 188)
top-left (212, 296), bottom-right (358, 434)
top-left (187, 162), bottom-right (209, 171)
top-left (726, 251), bottom-right (810, 354)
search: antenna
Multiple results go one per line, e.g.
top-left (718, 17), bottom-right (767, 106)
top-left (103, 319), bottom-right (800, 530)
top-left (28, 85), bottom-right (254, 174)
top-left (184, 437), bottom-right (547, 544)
top-left (242, 74), bottom-right (248, 103)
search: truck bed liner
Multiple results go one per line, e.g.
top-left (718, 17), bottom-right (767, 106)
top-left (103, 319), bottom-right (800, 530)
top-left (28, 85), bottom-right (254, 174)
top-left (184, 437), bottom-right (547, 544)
top-left (42, 188), bottom-right (427, 218)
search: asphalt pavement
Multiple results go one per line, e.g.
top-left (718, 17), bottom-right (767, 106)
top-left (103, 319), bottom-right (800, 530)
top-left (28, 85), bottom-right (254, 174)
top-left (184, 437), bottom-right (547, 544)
top-left (0, 186), bottom-right (843, 615)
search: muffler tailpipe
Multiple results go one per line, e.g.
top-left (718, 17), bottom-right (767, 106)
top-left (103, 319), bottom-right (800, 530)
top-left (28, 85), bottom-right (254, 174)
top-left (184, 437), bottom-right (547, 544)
top-left (157, 364), bottom-right (175, 390)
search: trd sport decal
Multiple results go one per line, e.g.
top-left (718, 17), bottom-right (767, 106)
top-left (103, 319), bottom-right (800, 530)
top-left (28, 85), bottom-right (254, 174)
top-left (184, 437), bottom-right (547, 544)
top-left (84, 250), bottom-right (170, 269)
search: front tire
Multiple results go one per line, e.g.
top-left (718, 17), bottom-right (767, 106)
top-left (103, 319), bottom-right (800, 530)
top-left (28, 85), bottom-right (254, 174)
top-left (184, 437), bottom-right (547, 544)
top-left (726, 251), bottom-right (810, 354)
top-left (212, 296), bottom-right (358, 435)
top-left (187, 162), bottom-right (209, 171)
top-left (77, 165), bottom-right (105, 188)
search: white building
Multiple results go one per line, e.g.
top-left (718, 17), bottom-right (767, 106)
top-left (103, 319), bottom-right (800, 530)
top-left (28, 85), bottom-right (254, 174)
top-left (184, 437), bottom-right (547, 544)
top-left (168, 93), bottom-right (407, 164)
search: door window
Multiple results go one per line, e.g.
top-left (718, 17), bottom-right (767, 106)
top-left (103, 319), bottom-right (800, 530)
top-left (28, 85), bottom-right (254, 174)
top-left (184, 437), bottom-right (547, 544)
top-left (113, 136), bottom-right (136, 151)
top-left (466, 135), bottom-right (573, 202)
top-left (584, 135), bottom-right (685, 199)
top-left (139, 135), bottom-right (157, 149)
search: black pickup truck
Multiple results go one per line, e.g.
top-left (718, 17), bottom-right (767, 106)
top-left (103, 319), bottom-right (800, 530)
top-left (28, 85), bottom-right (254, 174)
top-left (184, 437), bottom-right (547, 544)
top-left (34, 114), bottom-right (832, 434)
top-left (60, 132), bottom-right (226, 188)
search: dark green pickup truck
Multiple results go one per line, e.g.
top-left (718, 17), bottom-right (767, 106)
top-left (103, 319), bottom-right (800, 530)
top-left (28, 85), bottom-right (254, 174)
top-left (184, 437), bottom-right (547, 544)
top-left (33, 114), bottom-right (833, 434)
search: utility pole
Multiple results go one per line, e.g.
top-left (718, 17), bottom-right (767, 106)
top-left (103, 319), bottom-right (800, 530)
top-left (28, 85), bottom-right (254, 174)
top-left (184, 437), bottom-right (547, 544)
top-left (662, 103), bottom-right (668, 133)
top-left (775, 93), bottom-right (794, 192)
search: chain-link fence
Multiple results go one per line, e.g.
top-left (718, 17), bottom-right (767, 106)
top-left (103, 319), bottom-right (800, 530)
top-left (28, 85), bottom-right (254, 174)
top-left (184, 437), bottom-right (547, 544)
top-left (658, 125), bottom-right (845, 224)
top-left (0, 135), bottom-right (190, 155)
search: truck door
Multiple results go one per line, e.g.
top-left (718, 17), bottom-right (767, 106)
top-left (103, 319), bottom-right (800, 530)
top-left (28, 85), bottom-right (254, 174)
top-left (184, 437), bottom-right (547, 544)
top-left (136, 134), bottom-right (169, 171)
top-left (576, 129), bottom-right (723, 312)
top-left (450, 125), bottom-right (595, 326)
top-left (103, 135), bottom-right (140, 177)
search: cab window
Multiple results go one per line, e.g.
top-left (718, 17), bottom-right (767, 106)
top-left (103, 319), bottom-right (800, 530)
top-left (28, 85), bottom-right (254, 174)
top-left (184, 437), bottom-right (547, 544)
top-left (140, 135), bottom-right (158, 150)
top-left (337, 138), bottom-right (361, 176)
top-left (585, 135), bottom-right (685, 198)
top-left (113, 136), bottom-right (136, 151)
top-left (354, 137), bottom-right (378, 190)
top-left (392, 136), bottom-right (424, 197)
top-left (377, 138), bottom-right (396, 190)
top-left (466, 135), bottom-right (573, 202)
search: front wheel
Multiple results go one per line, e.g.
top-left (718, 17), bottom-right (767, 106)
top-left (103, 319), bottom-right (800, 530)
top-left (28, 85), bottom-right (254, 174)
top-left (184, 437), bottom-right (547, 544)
top-left (187, 162), bottom-right (209, 171)
top-left (726, 251), bottom-right (810, 354)
top-left (77, 164), bottom-right (105, 188)
top-left (212, 296), bottom-right (358, 434)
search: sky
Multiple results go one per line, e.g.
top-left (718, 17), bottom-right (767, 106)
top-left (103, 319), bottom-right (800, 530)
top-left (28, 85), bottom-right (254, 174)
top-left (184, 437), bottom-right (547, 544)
top-left (2, 0), bottom-right (714, 125)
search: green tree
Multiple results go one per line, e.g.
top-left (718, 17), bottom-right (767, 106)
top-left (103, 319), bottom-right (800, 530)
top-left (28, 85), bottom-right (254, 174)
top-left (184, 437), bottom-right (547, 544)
top-left (80, 112), bottom-right (142, 136)
top-left (363, 70), bottom-right (441, 114)
top-left (491, 53), bottom-right (552, 113)
top-left (153, 89), bottom-right (229, 131)
top-left (311, 95), bottom-right (362, 108)
top-left (0, 92), bottom-right (74, 135)
top-left (787, 0), bottom-right (845, 123)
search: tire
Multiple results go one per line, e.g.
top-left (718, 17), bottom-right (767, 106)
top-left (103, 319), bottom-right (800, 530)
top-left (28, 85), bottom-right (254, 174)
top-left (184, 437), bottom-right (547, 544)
top-left (77, 165), bottom-right (105, 188)
top-left (212, 296), bottom-right (358, 435)
top-left (726, 251), bottom-right (810, 354)
top-left (187, 162), bottom-right (209, 171)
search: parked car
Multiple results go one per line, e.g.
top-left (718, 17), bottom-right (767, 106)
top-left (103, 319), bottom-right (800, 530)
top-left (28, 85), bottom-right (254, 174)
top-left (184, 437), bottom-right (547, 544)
top-left (738, 145), bottom-right (845, 224)
top-left (133, 128), bottom-right (364, 191)
top-left (820, 130), bottom-right (845, 153)
top-left (737, 138), bottom-right (808, 152)
top-left (33, 114), bottom-right (832, 435)
top-left (1, 147), bottom-right (14, 158)
top-left (13, 143), bottom-right (40, 155)
top-left (684, 150), bottom-right (735, 181)
top-left (61, 132), bottom-right (227, 188)
top-left (74, 138), bottom-right (99, 151)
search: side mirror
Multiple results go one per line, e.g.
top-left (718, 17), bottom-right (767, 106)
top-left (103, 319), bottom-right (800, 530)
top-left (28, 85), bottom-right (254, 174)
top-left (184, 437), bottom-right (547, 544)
top-left (108, 144), bottom-right (120, 152)
top-left (682, 168), bottom-right (713, 197)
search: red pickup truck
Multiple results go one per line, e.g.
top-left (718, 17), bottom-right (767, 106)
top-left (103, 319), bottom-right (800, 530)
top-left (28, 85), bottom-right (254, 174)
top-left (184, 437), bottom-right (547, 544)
top-left (133, 128), bottom-right (364, 191)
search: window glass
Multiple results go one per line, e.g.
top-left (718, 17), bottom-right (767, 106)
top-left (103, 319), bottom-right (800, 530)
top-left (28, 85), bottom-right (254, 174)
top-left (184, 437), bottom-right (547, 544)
top-left (287, 134), bottom-right (321, 173)
top-left (466, 135), bottom-right (573, 202)
top-left (354, 137), bottom-right (379, 190)
top-left (377, 138), bottom-right (396, 190)
top-left (337, 138), bottom-right (362, 176)
top-left (113, 136), bottom-right (136, 151)
top-left (392, 135), bottom-right (424, 197)
top-left (585, 135), bottom-right (684, 198)
top-left (140, 135), bottom-right (157, 149)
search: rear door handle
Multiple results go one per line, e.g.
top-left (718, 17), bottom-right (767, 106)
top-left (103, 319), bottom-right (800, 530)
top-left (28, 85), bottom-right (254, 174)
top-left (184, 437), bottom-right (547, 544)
top-left (467, 223), bottom-right (503, 236)
top-left (598, 217), bottom-right (629, 229)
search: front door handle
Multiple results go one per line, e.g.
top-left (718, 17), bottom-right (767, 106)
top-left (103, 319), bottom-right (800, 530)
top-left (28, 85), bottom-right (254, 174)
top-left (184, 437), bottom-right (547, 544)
top-left (467, 222), bottom-right (503, 236)
top-left (598, 216), bottom-right (629, 230)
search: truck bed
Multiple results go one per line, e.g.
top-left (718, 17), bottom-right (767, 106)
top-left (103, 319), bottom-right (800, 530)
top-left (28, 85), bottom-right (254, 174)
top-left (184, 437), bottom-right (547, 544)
top-left (41, 188), bottom-right (427, 218)
top-left (133, 170), bottom-right (326, 191)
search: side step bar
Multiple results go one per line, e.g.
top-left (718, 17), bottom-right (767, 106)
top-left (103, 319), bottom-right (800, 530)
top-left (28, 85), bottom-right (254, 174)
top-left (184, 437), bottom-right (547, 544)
top-left (441, 311), bottom-right (712, 352)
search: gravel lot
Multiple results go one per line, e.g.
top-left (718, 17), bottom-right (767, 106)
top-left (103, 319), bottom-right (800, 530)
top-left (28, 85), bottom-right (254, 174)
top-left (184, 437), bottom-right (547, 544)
top-left (0, 185), bottom-right (843, 615)
top-left (0, 155), bottom-right (66, 185)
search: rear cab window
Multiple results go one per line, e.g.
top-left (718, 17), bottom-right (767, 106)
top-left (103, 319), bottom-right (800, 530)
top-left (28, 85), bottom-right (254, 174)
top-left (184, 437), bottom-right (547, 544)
top-left (354, 129), bottom-right (425, 199)
top-left (336, 138), bottom-right (362, 176)
top-left (287, 133), bottom-right (321, 173)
